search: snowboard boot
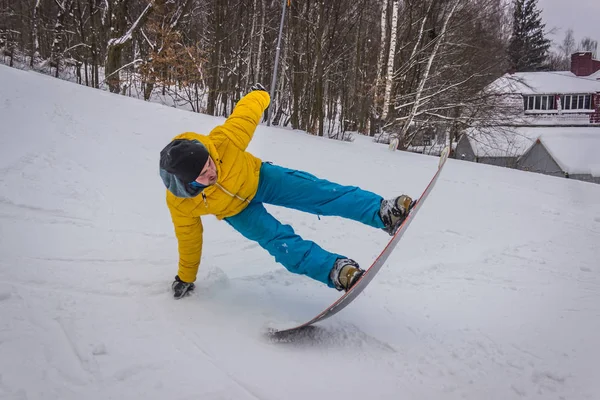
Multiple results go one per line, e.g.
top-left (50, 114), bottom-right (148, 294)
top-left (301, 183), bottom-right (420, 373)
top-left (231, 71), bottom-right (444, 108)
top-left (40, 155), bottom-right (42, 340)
top-left (379, 194), bottom-right (414, 236)
top-left (330, 258), bottom-right (365, 292)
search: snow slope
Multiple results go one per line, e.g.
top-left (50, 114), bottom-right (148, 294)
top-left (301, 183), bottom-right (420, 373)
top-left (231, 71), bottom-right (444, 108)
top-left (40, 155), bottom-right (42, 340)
top-left (1, 64), bottom-right (600, 400)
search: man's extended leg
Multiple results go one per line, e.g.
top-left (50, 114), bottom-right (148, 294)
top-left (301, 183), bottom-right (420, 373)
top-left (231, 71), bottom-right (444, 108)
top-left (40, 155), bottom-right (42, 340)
top-left (254, 162), bottom-right (386, 228)
top-left (224, 202), bottom-right (342, 288)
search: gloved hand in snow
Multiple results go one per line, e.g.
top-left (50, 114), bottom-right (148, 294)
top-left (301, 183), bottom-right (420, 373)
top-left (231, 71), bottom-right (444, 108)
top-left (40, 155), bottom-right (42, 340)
top-left (172, 275), bottom-right (195, 299)
top-left (250, 83), bottom-right (266, 92)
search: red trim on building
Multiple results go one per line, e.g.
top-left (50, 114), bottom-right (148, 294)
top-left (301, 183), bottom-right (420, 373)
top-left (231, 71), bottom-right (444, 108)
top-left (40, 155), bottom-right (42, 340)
top-left (591, 93), bottom-right (600, 123)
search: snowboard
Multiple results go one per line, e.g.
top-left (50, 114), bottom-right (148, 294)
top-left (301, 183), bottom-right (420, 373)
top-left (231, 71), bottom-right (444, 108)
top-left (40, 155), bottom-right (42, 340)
top-left (266, 146), bottom-right (450, 340)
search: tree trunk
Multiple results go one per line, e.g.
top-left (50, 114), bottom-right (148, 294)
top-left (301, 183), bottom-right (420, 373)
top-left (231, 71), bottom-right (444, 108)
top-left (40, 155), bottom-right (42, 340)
top-left (245, 0), bottom-right (256, 88)
top-left (381, 0), bottom-right (398, 121)
top-left (290, 2), bottom-right (301, 129)
top-left (105, 0), bottom-right (129, 93)
top-left (88, 0), bottom-right (99, 88)
top-left (375, 0), bottom-right (388, 101)
top-left (30, 0), bottom-right (43, 67)
top-left (105, 0), bottom-right (153, 93)
top-left (312, 1), bottom-right (326, 137)
top-left (51, 0), bottom-right (74, 78)
top-left (254, 0), bottom-right (265, 83)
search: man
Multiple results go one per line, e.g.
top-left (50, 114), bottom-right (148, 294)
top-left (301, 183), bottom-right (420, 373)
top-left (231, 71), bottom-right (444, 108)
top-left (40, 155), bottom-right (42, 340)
top-left (159, 84), bottom-right (413, 299)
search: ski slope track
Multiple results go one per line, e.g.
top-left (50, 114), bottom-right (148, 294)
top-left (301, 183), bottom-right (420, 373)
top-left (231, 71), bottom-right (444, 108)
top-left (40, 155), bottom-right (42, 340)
top-left (1, 64), bottom-right (599, 400)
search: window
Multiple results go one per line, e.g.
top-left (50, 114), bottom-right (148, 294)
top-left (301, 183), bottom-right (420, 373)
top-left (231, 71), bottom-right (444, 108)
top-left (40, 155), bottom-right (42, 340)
top-left (523, 94), bottom-right (593, 112)
top-left (562, 94), bottom-right (592, 111)
top-left (523, 95), bottom-right (557, 111)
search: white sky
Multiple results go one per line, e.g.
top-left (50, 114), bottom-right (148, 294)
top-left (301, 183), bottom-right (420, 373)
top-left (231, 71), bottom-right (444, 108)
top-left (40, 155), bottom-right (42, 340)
top-left (537, 0), bottom-right (600, 49)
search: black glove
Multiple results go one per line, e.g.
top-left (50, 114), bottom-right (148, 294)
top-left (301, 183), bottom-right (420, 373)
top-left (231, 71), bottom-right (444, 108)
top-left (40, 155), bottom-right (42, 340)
top-left (172, 275), bottom-right (195, 299)
top-left (250, 83), bottom-right (266, 92)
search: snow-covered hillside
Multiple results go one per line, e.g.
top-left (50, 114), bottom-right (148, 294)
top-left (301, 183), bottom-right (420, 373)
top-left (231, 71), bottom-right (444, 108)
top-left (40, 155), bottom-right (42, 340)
top-left (1, 64), bottom-right (599, 400)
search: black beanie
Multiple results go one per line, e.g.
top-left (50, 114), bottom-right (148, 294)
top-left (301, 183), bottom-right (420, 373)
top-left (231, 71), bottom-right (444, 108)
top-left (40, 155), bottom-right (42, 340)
top-left (160, 139), bottom-right (210, 183)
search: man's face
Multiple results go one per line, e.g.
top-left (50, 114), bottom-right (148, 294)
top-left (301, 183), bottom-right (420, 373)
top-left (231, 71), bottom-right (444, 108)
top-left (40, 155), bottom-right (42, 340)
top-left (195, 156), bottom-right (218, 186)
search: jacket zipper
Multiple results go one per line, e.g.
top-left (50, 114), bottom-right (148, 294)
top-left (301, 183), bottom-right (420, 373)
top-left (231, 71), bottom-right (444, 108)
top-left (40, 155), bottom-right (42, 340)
top-left (216, 183), bottom-right (250, 204)
top-left (201, 183), bottom-right (250, 209)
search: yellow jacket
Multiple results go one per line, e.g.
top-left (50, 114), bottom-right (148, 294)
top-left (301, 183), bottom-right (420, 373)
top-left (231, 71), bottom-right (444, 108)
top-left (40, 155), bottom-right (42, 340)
top-left (160, 90), bottom-right (270, 282)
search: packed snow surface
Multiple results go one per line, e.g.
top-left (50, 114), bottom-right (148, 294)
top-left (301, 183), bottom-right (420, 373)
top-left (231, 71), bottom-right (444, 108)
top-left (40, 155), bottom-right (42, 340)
top-left (1, 65), bottom-right (599, 400)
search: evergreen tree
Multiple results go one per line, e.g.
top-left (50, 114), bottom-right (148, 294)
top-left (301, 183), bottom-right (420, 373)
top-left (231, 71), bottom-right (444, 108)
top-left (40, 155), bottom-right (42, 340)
top-left (508, 0), bottom-right (551, 71)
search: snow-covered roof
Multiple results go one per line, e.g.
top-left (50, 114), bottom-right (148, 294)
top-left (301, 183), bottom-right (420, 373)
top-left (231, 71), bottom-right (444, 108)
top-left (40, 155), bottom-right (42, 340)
top-left (588, 70), bottom-right (600, 81)
top-left (532, 131), bottom-right (600, 176)
top-left (489, 71), bottom-right (600, 95)
top-left (465, 126), bottom-right (542, 158)
top-left (465, 126), bottom-right (600, 160)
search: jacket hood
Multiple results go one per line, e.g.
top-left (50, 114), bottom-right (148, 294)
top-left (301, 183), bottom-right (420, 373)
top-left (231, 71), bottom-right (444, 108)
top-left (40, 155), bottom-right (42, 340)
top-left (160, 168), bottom-right (203, 198)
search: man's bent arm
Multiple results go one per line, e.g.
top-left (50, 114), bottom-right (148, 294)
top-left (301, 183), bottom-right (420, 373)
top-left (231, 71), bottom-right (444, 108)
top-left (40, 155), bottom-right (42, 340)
top-left (209, 90), bottom-right (270, 151)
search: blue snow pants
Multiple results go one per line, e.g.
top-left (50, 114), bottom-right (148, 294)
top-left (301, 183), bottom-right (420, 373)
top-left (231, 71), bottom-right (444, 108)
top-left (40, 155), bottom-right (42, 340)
top-left (224, 162), bottom-right (385, 288)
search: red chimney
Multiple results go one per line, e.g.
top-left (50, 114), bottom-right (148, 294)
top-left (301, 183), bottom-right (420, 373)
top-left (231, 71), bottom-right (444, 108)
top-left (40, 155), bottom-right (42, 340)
top-left (571, 52), bottom-right (600, 76)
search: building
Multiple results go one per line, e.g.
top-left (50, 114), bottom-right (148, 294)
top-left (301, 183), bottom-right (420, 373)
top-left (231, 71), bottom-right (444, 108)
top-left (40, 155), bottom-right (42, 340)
top-left (518, 130), bottom-right (600, 184)
top-left (456, 52), bottom-right (600, 183)
top-left (455, 126), bottom-right (540, 167)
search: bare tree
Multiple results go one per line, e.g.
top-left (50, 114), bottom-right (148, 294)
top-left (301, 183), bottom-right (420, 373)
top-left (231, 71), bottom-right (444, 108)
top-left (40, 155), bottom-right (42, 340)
top-left (30, 0), bottom-right (43, 67)
top-left (0, 0), bottom-right (511, 148)
top-left (381, 0), bottom-right (398, 121)
top-left (374, 0), bottom-right (388, 101)
top-left (254, 0), bottom-right (265, 83)
top-left (378, 0), bottom-right (512, 152)
top-left (105, 0), bottom-right (154, 93)
top-left (560, 29), bottom-right (576, 61)
top-left (397, 0), bottom-right (462, 144)
top-left (579, 37), bottom-right (598, 58)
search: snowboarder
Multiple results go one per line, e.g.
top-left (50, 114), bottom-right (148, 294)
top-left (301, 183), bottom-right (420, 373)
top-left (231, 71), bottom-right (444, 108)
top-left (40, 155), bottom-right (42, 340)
top-left (159, 84), bottom-right (413, 299)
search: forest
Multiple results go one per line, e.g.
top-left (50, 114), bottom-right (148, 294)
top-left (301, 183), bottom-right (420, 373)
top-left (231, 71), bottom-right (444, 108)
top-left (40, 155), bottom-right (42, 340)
top-left (2, 0), bottom-right (586, 147)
